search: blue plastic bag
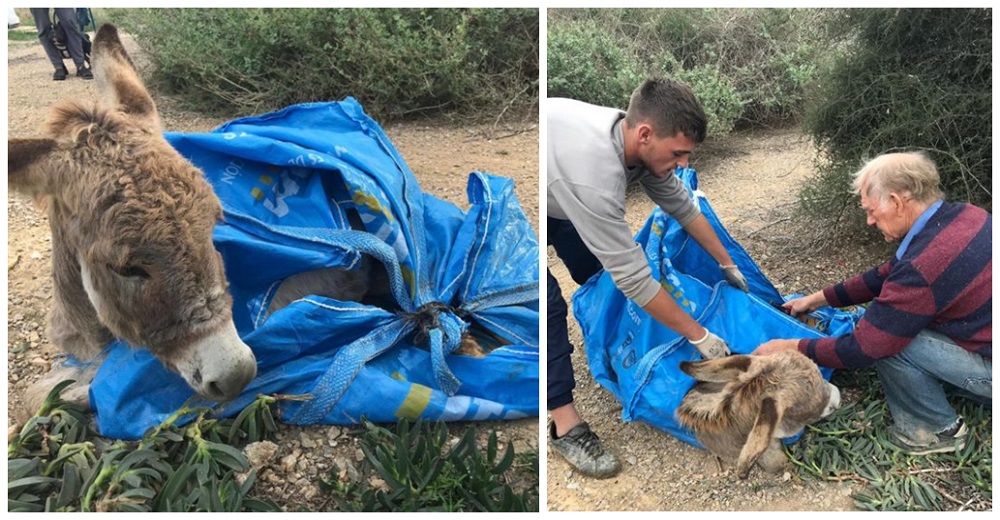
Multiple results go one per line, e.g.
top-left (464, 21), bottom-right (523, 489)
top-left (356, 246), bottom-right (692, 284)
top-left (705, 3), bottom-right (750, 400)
top-left (89, 100), bottom-right (539, 439)
top-left (572, 166), bottom-right (863, 447)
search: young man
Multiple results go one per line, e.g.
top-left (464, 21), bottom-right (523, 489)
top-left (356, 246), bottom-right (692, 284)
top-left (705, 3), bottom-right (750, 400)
top-left (756, 152), bottom-right (991, 455)
top-left (547, 78), bottom-right (749, 477)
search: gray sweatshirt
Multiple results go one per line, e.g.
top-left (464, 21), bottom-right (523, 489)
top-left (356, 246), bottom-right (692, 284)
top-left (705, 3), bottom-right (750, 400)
top-left (547, 98), bottom-right (701, 307)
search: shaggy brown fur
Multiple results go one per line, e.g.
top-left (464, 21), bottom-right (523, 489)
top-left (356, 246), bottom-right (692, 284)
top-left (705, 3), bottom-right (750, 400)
top-left (677, 350), bottom-right (840, 478)
top-left (8, 24), bottom-right (256, 420)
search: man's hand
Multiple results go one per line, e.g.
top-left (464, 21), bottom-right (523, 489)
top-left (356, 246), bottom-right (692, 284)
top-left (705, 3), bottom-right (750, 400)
top-left (753, 339), bottom-right (799, 356)
top-left (720, 264), bottom-right (749, 292)
top-left (782, 290), bottom-right (828, 317)
top-left (690, 330), bottom-right (731, 359)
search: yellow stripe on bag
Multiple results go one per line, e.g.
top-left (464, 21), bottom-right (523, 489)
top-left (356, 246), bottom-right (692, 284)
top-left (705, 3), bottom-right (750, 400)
top-left (395, 383), bottom-right (432, 420)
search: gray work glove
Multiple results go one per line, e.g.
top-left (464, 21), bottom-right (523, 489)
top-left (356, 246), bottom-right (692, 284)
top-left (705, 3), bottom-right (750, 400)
top-left (690, 330), bottom-right (731, 359)
top-left (720, 264), bottom-right (749, 292)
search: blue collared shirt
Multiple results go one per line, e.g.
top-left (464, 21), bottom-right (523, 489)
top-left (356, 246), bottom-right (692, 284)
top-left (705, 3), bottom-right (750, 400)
top-left (896, 199), bottom-right (943, 260)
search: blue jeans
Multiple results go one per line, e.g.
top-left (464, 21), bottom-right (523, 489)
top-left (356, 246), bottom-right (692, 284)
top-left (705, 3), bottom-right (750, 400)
top-left (547, 217), bottom-right (602, 410)
top-left (875, 329), bottom-right (992, 442)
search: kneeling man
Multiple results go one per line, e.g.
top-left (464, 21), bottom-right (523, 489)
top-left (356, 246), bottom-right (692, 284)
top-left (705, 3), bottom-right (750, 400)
top-left (755, 152), bottom-right (991, 455)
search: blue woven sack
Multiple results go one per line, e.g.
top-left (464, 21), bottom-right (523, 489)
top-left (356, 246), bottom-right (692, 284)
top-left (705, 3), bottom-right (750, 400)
top-left (89, 100), bottom-right (539, 439)
top-left (572, 166), bottom-right (863, 446)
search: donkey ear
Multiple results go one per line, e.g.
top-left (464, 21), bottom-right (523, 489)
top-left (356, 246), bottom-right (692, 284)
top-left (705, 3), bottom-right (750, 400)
top-left (8, 139), bottom-right (58, 196)
top-left (735, 396), bottom-right (782, 479)
top-left (92, 24), bottom-right (162, 132)
top-left (680, 355), bottom-right (752, 383)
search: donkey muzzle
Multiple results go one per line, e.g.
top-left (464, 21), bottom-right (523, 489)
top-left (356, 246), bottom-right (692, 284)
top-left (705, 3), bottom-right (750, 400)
top-left (175, 320), bottom-right (257, 402)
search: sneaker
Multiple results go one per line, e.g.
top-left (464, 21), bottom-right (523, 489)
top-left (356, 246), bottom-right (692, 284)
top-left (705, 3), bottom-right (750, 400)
top-left (53, 68), bottom-right (68, 81)
top-left (77, 67), bottom-right (94, 80)
top-left (549, 421), bottom-right (621, 478)
top-left (888, 418), bottom-right (968, 455)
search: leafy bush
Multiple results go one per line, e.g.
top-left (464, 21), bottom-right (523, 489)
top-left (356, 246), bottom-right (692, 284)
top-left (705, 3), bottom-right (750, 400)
top-left (106, 8), bottom-right (537, 121)
top-left (547, 8), bottom-right (827, 135)
top-left (8, 383), bottom-right (538, 512)
top-left (320, 419), bottom-right (538, 512)
top-left (546, 19), bottom-right (642, 110)
top-left (787, 369), bottom-right (992, 511)
top-left (802, 8), bottom-right (991, 232)
top-left (8, 381), bottom-right (282, 512)
top-left (673, 63), bottom-right (744, 136)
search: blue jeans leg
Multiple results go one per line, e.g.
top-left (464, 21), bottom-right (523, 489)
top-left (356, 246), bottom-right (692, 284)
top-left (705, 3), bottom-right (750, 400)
top-left (875, 329), bottom-right (992, 443)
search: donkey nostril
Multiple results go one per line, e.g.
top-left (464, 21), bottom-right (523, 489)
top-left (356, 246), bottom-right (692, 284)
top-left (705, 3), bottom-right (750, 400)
top-left (207, 381), bottom-right (225, 399)
top-left (191, 369), bottom-right (202, 385)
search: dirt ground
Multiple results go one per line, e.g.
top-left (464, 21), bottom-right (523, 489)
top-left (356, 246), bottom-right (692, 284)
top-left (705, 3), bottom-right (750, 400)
top-left (6, 34), bottom-right (539, 510)
top-left (546, 128), bottom-right (891, 511)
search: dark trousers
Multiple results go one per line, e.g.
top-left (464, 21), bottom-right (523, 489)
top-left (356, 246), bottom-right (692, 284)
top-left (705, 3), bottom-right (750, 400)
top-left (31, 8), bottom-right (86, 70)
top-left (547, 217), bottom-right (603, 410)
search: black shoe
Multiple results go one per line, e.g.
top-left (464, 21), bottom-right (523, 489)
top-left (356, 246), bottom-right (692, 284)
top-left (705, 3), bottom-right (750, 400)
top-left (53, 68), bottom-right (68, 81)
top-left (549, 421), bottom-right (621, 478)
top-left (887, 418), bottom-right (968, 455)
top-left (77, 67), bottom-right (94, 80)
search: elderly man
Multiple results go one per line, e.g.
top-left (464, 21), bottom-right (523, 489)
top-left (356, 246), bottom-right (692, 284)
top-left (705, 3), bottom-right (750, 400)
top-left (547, 78), bottom-right (749, 477)
top-left (755, 152), bottom-right (991, 455)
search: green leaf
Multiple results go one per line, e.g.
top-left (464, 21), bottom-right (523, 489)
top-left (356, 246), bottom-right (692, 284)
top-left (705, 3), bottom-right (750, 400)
top-left (491, 442), bottom-right (515, 475)
top-left (8, 475), bottom-right (60, 492)
top-left (55, 465), bottom-right (82, 509)
top-left (153, 463), bottom-right (197, 511)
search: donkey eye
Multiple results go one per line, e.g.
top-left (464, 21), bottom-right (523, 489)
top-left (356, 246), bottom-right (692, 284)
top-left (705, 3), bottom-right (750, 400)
top-left (111, 264), bottom-right (150, 279)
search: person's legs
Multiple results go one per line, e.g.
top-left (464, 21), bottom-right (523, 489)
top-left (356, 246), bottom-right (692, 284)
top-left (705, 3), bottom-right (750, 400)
top-left (547, 268), bottom-right (576, 416)
top-left (30, 8), bottom-right (67, 78)
top-left (52, 8), bottom-right (90, 77)
top-left (546, 217), bottom-right (604, 425)
top-left (875, 329), bottom-right (992, 453)
top-left (548, 216), bottom-right (603, 285)
top-left (546, 220), bottom-right (619, 477)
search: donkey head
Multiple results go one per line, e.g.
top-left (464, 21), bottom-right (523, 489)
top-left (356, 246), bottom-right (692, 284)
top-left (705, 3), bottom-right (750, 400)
top-left (8, 25), bottom-right (256, 403)
top-left (677, 351), bottom-right (840, 478)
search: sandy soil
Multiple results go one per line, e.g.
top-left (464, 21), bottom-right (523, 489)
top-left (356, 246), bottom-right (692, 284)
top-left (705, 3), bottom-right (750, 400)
top-left (545, 127), bottom-right (890, 511)
top-left (6, 34), bottom-right (539, 510)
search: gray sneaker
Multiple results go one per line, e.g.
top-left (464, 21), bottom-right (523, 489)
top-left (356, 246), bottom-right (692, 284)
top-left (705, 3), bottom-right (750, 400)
top-left (888, 418), bottom-right (968, 455)
top-left (549, 421), bottom-right (620, 478)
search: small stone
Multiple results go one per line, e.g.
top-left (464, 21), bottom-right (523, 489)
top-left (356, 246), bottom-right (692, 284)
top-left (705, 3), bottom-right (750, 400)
top-left (244, 441), bottom-right (279, 469)
top-left (354, 448), bottom-right (365, 462)
top-left (567, 482), bottom-right (580, 490)
top-left (280, 453), bottom-right (297, 473)
top-left (782, 471), bottom-right (792, 482)
top-left (30, 357), bottom-right (49, 367)
top-left (30, 251), bottom-right (42, 260)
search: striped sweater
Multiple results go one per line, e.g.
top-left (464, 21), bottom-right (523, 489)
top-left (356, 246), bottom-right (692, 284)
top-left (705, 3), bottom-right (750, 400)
top-left (799, 201), bottom-right (991, 369)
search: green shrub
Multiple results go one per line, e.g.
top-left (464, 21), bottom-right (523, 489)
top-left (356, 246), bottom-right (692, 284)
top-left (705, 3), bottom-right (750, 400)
top-left (673, 63), bottom-right (744, 136)
top-left (787, 369), bottom-right (992, 511)
top-left (547, 9), bottom-right (828, 135)
top-left (107, 8), bottom-right (537, 121)
top-left (320, 419), bottom-right (538, 512)
top-left (802, 8), bottom-right (992, 233)
top-left (546, 19), bottom-right (642, 110)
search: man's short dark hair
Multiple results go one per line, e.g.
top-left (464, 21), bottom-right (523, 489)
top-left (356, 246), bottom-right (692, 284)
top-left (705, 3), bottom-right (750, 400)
top-left (625, 78), bottom-right (708, 143)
